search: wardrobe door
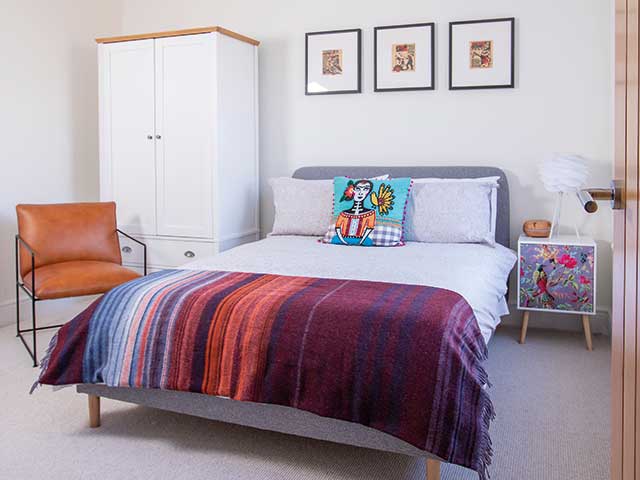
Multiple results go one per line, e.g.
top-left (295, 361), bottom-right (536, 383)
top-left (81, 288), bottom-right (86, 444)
top-left (155, 34), bottom-right (215, 238)
top-left (99, 39), bottom-right (157, 235)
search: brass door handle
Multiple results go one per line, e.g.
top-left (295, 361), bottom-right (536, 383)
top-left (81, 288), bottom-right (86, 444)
top-left (578, 180), bottom-right (624, 212)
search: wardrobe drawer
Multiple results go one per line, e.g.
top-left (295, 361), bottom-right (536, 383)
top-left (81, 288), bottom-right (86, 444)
top-left (119, 237), bottom-right (218, 268)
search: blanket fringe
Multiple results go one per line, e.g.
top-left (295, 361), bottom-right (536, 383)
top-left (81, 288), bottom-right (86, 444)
top-left (473, 334), bottom-right (496, 480)
top-left (29, 332), bottom-right (59, 394)
top-left (476, 392), bottom-right (496, 480)
top-left (457, 320), bottom-right (496, 480)
top-left (463, 320), bottom-right (493, 389)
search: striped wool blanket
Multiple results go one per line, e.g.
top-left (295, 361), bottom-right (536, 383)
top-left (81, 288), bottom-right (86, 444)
top-left (35, 269), bottom-right (494, 479)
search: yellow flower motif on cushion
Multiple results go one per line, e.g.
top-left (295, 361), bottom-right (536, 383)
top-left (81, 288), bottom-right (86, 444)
top-left (371, 183), bottom-right (396, 216)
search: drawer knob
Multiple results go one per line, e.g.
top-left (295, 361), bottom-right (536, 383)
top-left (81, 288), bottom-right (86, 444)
top-left (184, 250), bottom-right (195, 258)
top-left (122, 246), bottom-right (132, 254)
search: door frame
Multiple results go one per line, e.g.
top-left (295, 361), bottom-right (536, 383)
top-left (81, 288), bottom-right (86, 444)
top-left (612, 0), bottom-right (639, 478)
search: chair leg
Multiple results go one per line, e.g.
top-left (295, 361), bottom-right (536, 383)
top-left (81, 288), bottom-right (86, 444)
top-left (15, 282), bottom-right (20, 338)
top-left (15, 235), bottom-right (20, 338)
top-left (31, 296), bottom-right (37, 367)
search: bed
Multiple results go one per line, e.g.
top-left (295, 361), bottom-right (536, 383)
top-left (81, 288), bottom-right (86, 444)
top-left (35, 166), bottom-right (514, 480)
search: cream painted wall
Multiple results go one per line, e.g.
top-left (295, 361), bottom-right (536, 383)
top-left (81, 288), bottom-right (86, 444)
top-left (120, 0), bottom-right (614, 313)
top-left (0, 1), bottom-right (122, 320)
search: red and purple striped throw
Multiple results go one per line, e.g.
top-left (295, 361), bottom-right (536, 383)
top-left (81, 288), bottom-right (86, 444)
top-left (35, 269), bottom-right (494, 479)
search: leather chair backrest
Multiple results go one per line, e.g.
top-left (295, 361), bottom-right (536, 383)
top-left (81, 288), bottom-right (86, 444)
top-left (16, 202), bottom-right (122, 278)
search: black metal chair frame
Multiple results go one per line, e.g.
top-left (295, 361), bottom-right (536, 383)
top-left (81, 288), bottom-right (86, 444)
top-left (15, 229), bottom-right (146, 367)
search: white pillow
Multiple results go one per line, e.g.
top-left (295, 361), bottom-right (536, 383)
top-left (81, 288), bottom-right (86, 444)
top-left (405, 177), bottom-right (499, 245)
top-left (270, 175), bottom-right (389, 236)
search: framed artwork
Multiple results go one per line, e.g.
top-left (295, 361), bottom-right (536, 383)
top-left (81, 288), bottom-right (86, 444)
top-left (449, 17), bottom-right (515, 90)
top-left (374, 23), bottom-right (435, 92)
top-left (305, 29), bottom-right (362, 95)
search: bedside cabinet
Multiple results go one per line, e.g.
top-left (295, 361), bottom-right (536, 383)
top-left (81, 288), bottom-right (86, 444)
top-left (517, 234), bottom-right (596, 350)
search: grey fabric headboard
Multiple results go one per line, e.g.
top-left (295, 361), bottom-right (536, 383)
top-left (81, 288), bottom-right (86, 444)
top-left (292, 166), bottom-right (510, 249)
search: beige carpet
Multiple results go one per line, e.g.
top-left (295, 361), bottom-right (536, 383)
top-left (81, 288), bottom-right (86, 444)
top-left (0, 318), bottom-right (610, 480)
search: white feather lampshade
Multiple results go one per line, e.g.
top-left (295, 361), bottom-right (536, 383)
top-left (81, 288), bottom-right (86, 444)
top-left (538, 154), bottom-right (590, 193)
top-left (538, 154), bottom-right (590, 237)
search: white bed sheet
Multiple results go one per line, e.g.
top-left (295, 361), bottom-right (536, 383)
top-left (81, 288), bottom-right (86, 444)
top-left (183, 236), bottom-right (517, 344)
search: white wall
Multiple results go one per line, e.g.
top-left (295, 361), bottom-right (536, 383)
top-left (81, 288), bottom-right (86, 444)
top-left (0, 0), bottom-right (614, 326)
top-left (120, 0), bottom-right (614, 314)
top-left (0, 0), bottom-right (122, 322)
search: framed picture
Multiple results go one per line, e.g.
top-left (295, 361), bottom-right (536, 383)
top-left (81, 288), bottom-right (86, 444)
top-left (449, 17), bottom-right (515, 90)
top-left (374, 23), bottom-right (435, 92)
top-left (305, 29), bottom-right (362, 95)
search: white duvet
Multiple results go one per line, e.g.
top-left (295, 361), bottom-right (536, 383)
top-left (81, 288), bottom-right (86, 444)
top-left (184, 236), bottom-right (517, 344)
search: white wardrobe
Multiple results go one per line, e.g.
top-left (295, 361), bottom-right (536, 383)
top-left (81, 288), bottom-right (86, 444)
top-left (97, 27), bottom-right (259, 271)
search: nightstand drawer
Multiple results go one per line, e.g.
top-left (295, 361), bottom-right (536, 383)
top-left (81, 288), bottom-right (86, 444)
top-left (518, 237), bottom-right (596, 314)
top-left (119, 237), bottom-right (218, 268)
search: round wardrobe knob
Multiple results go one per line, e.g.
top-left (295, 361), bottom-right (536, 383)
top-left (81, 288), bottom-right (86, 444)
top-left (122, 246), bottom-right (132, 253)
top-left (184, 250), bottom-right (195, 258)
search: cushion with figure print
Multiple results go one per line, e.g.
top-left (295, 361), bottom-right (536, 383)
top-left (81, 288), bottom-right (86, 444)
top-left (322, 177), bottom-right (413, 247)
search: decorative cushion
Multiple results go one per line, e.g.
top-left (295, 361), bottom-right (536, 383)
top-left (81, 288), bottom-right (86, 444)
top-left (269, 175), bottom-right (389, 237)
top-left (404, 177), bottom-right (499, 245)
top-left (322, 177), bottom-right (412, 247)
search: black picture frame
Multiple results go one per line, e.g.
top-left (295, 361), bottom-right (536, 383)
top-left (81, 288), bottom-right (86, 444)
top-left (374, 22), bottom-right (435, 92)
top-left (449, 17), bottom-right (515, 90)
top-left (305, 28), bottom-right (362, 95)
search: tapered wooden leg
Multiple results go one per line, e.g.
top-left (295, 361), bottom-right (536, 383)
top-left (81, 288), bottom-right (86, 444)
top-left (426, 458), bottom-right (441, 479)
top-left (88, 395), bottom-right (101, 428)
top-left (519, 311), bottom-right (530, 344)
top-left (582, 314), bottom-right (593, 351)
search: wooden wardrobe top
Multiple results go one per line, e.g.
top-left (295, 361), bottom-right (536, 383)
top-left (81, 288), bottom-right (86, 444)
top-left (95, 26), bottom-right (259, 46)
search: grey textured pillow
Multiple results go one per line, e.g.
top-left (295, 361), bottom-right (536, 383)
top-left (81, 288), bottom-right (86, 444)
top-left (270, 178), bottom-right (334, 236)
top-left (269, 176), bottom-right (389, 236)
top-left (405, 180), bottom-right (498, 245)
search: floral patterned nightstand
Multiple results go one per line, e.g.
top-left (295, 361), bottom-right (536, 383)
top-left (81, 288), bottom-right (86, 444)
top-left (518, 234), bottom-right (596, 350)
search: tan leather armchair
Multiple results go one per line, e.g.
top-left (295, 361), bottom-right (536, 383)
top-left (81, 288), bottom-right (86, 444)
top-left (15, 202), bottom-right (145, 366)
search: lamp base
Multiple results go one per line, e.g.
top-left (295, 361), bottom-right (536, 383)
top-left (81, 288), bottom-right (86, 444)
top-left (549, 192), bottom-right (581, 239)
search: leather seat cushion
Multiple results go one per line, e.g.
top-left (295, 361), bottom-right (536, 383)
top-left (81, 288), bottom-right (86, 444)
top-left (23, 261), bottom-right (140, 300)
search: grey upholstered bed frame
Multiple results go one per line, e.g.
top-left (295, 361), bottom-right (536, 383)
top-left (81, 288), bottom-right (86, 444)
top-left (292, 166), bottom-right (510, 248)
top-left (77, 166), bottom-right (510, 480)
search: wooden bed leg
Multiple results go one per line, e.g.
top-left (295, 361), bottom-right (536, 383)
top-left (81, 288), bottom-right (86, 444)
top-left (426, 458), bottom-right (441, 479)
top-left (88, 395), bottom-right (101, 428)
